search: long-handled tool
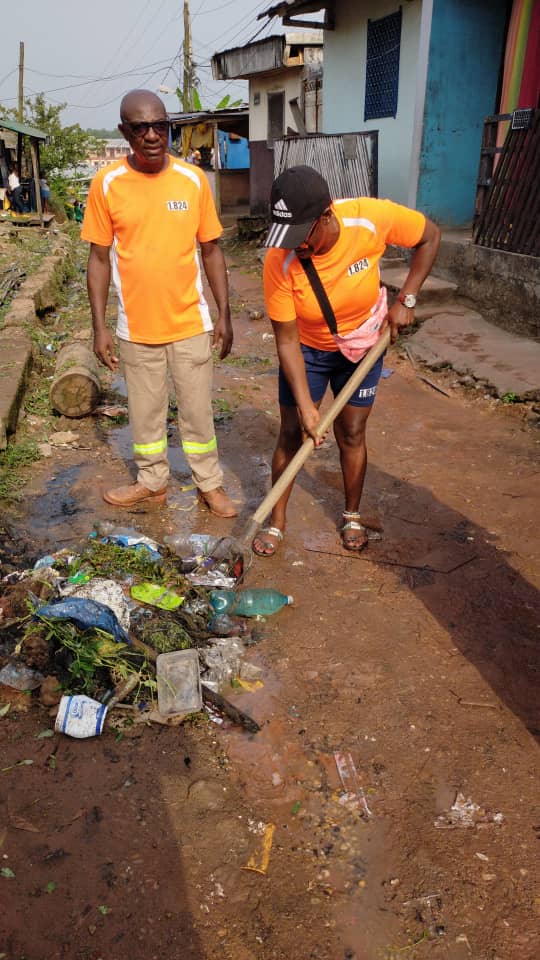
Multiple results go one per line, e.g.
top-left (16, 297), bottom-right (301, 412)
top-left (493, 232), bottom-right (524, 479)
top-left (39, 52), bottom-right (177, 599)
top-left (241, 329), bottom-right (391, 548)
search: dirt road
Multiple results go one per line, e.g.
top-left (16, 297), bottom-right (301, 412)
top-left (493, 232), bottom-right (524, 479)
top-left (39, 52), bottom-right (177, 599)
top-left (1, 239), bottom-right (539, 960)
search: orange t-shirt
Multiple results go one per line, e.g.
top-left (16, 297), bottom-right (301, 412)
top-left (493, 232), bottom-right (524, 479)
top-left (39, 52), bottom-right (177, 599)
top-left (264, 197), bottom-right (426, 351)
top-left (81, 156), bottom-right (223, 344)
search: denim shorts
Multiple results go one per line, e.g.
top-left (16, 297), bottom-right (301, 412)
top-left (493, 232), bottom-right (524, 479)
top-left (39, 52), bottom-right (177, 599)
top-left (278, 343), bottom-right (385, 408)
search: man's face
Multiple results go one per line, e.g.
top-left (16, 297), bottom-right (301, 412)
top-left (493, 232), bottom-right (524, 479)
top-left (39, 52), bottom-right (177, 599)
top-left (119, 100), bottom-right (169, 173)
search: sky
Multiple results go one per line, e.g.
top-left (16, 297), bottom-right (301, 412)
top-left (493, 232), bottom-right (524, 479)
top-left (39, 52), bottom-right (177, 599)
top-left (0, 0), bottom-right (285, 131)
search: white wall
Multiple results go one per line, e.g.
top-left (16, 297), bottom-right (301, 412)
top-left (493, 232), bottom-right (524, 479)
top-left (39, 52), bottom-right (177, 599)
top-left (323, 0), bottom-right (425, 204)
top-left (249, 68), bottom-right (304, 142)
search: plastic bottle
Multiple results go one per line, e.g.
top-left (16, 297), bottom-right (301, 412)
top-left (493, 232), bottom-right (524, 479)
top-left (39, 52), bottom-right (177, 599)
top-left (209, 588), bottom-right (293, 617)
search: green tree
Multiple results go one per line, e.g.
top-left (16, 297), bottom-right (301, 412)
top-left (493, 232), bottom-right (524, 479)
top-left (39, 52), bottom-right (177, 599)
top-left (23, 94), bottom-right (102, 177)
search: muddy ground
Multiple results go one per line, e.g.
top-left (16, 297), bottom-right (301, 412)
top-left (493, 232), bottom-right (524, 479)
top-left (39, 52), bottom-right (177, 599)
top-left (0, 237), bottom-right (539, 960)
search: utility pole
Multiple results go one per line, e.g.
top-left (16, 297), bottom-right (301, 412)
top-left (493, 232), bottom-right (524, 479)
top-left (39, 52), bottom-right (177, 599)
top-left (18, 41), bottom-right (24, 121)
top-left (183, 1), bottom-right (193, 112)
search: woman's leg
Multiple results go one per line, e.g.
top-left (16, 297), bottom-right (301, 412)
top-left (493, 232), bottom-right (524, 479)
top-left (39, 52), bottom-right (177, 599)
top-left (252, 405), bottom-right (304, 556)
top-left (333, 403), bottom-right (374, 549)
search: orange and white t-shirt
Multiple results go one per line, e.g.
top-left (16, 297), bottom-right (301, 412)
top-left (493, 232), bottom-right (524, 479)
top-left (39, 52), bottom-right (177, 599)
top-left (81, 156), bottom-right (223, 344)
top-left (264, 197), bottom-right (426, 351)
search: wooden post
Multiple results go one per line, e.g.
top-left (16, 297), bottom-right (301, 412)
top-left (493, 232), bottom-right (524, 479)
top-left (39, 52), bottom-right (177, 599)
top-left (29, 137), bottom-right (43, 227)
top-left (183, 1), bottom-right (192, 110)
top-left (18, 42), bottom-right (24, 122)
top-left (213, 121), bottom-right (221, 215)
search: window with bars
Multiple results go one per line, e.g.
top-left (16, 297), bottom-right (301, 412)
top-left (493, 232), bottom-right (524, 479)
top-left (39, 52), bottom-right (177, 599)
top-left (364, 8), bottom-right (402, 122)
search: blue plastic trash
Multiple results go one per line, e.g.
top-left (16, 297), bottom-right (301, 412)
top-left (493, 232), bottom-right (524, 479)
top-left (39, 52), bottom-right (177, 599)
top-left (35, 597), bottom-right (130, 644)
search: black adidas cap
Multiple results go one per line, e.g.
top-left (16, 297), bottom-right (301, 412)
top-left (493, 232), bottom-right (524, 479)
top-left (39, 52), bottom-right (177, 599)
top-left (264, 165), bottom-right (332, 249)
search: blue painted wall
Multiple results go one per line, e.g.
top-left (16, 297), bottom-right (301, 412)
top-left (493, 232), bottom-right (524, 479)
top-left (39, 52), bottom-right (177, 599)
top-left (218, 131), bottom-right (250, 169)
top-left (417, 0), bottom-right (508, 226)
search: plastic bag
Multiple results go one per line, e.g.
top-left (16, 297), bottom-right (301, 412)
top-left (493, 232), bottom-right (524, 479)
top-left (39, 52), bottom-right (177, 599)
top-left (130, 582), bottom-right (184, 611)
top-left (0, 662), bottom-right (44, 691)
top-left (35, 597), bottom-right (130, 644)
top-left (59, 577), bottom-right (131, 631)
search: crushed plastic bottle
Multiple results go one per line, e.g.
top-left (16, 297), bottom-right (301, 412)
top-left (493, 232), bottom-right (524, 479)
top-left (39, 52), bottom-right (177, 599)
top-left (209, 588), bottom-right (293, 618)
top-left (207, 613), bottom-right (252, 638)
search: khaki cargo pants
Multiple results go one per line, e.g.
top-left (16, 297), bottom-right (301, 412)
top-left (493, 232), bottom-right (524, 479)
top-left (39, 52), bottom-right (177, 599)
top-left (119, 333), bottom-right (223, 493)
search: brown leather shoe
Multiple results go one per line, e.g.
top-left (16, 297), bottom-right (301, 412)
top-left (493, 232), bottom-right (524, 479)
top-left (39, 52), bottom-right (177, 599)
top-left (103, 481), bottom-right (167, 507)
top-left (197, 486), bottom-right (238, 518)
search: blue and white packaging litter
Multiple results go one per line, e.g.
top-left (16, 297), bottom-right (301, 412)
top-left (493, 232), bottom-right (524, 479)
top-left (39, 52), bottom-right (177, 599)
top-left (55, 694), bottom-right (108, 738)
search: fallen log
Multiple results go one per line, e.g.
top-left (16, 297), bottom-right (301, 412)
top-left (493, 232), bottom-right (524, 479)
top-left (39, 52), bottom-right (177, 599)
top-left (49, 341), bottom-right (101, 417)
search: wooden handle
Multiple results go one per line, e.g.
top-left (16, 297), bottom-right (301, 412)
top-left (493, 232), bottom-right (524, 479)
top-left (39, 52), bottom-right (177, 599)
top-left (243, 330), bottom-right (390, 543)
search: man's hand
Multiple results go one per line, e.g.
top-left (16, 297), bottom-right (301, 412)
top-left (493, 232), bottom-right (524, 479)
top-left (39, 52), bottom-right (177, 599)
top-left (94, 327), bottom-right (119, 371)
top-left (212, 314), bottom-right (233, 359)
top-left (385, 301), bottom-right (415, 344)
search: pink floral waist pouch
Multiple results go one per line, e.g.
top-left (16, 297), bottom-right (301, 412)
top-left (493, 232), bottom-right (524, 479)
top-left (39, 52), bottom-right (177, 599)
top-left (332, 286), bottom-right (388, 363)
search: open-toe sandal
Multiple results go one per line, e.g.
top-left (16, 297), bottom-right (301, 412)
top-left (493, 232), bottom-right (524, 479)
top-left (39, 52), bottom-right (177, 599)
top-left (341, 511), bottom-right (368, 552)
top-left (252, 526), bottom-right (284, 558)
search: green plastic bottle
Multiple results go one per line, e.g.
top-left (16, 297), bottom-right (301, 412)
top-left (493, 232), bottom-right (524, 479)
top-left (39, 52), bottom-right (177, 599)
top-left (209, 588), bottom-right (293, 617)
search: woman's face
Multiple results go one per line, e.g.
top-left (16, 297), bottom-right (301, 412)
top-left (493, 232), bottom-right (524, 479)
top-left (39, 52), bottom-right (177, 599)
top-left (295, 208), bottom-right (338, 258)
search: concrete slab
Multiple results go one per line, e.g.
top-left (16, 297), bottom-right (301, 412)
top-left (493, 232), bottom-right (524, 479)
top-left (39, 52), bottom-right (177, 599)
top-left (408, 312), bottom-right (540, 400)
top-left (381, 266), bottom-right (458, 302)
top-left (0, 333), bottom-right (33, 449)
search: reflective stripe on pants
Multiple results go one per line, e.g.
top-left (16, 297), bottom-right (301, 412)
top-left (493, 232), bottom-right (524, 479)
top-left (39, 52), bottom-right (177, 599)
top-left (119, 333), bottom-right (223, 492)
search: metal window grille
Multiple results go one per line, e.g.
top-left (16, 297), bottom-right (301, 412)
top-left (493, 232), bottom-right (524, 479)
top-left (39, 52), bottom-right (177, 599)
top-left (364, 8), bottom-right (402, 122)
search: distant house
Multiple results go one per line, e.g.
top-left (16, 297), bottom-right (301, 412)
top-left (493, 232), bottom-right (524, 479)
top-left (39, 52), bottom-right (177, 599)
top-left (86, 138), bottom-right (130, 171)
top-left (258, 0), bottom-right (539, 233)
top-left (212, 31), bottom-right (323, 213)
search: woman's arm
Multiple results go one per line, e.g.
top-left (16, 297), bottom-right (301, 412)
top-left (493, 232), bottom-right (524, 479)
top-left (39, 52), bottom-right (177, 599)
top-left (386, 217), bottom-right (441, 343)
top-left (272, 319), bottom-right (324, 446)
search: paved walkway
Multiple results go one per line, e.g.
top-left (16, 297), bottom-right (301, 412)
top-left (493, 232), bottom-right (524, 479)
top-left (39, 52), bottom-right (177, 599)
top-left (381, 264), bottom-right (540, 401)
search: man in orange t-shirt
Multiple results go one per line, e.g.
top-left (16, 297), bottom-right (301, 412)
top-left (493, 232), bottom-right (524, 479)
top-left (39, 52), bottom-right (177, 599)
top-left (81, 89), bottom-right (237, 516)
top-left (253, 165), bottom-right (440, 557)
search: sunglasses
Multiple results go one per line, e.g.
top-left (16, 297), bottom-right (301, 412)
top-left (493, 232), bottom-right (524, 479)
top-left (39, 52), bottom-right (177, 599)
top-left (123, 120), bottom-right (170, 138)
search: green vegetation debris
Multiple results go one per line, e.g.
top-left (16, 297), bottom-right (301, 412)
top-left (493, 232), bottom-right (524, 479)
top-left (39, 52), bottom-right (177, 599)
top-left (45, 881), bottom-right (57, 894)
top-left (28, 614), bottom-right (155, 701)
top-left (1, 867), bottom-right (15, 879)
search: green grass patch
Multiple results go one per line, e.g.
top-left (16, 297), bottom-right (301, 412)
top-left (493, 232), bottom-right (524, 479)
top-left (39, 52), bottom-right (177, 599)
top-left (0, 438), bottom-right (41, 498)
top-left (221, 354), bottom-right (271, 368)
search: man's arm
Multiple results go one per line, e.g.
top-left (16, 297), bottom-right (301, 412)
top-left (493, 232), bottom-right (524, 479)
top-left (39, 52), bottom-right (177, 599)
top-left (200, 239), bottom-right (233, 359)
top-left (87, 242), bottom-right (118, 371)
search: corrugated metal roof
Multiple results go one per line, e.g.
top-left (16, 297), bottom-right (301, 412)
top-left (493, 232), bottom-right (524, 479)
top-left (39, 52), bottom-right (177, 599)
top-left (167, 107), bottom-right (249, 139)
top-left (0, 118), bottom-right (47, 140)
top-left (257, 0), bottom-right (334, 30)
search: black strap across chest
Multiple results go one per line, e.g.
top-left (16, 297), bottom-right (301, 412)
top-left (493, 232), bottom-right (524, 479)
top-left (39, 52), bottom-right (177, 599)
top-left (298, 256), bottom-right (338, 336)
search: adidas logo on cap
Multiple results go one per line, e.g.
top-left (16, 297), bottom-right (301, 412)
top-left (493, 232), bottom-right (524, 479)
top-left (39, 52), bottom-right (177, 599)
top-left (272, 197), bottom-right (292, 219)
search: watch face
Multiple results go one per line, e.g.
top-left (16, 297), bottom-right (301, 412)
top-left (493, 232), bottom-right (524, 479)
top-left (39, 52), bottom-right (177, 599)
top-left (401, 294), bottom-right (416, 308)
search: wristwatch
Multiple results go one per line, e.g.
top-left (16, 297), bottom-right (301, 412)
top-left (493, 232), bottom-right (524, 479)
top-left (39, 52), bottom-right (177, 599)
top-left (397, 292), bottom-right (417, 309)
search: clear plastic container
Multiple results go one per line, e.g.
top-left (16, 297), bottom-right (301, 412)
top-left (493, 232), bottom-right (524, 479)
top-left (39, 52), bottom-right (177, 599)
top-left (156, 650), bottom-right (202, 716)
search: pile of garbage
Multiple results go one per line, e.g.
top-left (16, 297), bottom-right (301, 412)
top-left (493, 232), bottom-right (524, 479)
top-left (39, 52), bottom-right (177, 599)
top-left (0, 522), bottom-right (293, 738)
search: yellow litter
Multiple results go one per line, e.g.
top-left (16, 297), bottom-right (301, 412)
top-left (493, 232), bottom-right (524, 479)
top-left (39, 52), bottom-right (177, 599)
top-left (243, 823), bottom-right (275, 875)
top-left (236, 678), bottom-right (264, 693)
